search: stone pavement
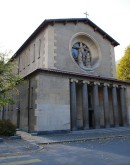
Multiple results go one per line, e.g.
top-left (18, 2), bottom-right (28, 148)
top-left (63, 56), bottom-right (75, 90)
top-left (17, 126), bottom-right (130, 144)
top-left (0, 126), bottom-right (130, 156)
top-left (0, 138), bottom-right (40, 157)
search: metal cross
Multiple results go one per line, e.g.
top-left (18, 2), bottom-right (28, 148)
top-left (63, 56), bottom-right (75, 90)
top-left (84, 12), bottom-right (89, 18)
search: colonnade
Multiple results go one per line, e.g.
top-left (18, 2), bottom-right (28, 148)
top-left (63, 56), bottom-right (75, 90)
top-left (70, 79), bottom-right (127, 131)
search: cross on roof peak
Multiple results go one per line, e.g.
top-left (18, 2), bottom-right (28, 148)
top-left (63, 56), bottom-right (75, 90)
top-left (84, 12), bottom-right (89, 18)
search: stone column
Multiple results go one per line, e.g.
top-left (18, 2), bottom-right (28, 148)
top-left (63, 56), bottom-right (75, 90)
top-left (112, 84), bottom-right (119, 127)
top-left (93, 82), bottom-right (100, 129)
top-left (103, 83), bottom-right (110, 128)
top-left (70, 79), bottom-right (78, 131)
top-left (82, 80), bottom-right (90, 129)
top-left (120, 86), bottom-right (127, 126)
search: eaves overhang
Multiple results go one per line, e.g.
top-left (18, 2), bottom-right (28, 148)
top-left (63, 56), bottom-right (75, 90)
top-left (25, 68), bottom-right (130, 86)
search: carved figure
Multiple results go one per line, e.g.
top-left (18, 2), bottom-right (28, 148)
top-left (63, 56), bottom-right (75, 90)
top-left (86, 52), bottom-right (91, 67)
top-left (72, 42), bottom-right (91, 69)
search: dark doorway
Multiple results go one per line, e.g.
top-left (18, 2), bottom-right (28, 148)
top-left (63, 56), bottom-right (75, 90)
top-left (89, 110), bottom-right (94, 128)
top-left (17, 108), bottom-right (20, 128)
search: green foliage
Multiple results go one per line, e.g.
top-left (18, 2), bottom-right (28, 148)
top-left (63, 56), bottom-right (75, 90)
top-left (0, 51), bottom-right (22, 107)
top-left (116, 45), bottom-right (130, 81)
top-left (0, 119), bottom-right (16, 136)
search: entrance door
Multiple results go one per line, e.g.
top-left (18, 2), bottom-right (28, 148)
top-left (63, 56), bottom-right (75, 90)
top-left (89, 110), bottom-right (94, 128)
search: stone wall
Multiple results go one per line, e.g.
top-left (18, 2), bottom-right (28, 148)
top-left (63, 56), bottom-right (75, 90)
top-left (34, 72), bottom-right (70, 132)
top-left (15, 29), bottom-right (46, 78)
top-left (0, 70), bottom-right (130, 132)
top-left (0, 90), bottom-right (18, 126)
top-left (53, 22), bottom-right (116, 77)
top-left (14, 22), bottom-right (116, 79)
top-left (0, 75), bottom-right (37, 132)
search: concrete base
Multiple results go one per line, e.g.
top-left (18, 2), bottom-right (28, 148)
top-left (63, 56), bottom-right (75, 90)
top-left (37, 130), bottom-right (70, 135)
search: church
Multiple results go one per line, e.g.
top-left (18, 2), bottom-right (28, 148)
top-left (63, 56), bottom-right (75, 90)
top-left (1, 18), bottom-right (130, 133)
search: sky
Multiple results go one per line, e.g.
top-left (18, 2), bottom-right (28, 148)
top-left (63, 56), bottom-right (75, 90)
top-left (0, 0), bottom-right (130, 61)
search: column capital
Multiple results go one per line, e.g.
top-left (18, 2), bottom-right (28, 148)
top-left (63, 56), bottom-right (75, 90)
top-left (120, 85), bottom-right (126, 89)
top-left (113, 84), bottom-right (118, 88)
top-left (103, 83), bottom-right (110, 87)
top-left (94, 81), bottom-right (100, 85)
top-left (83, 80), bottom-right (90, 84)
top-left (70, 79), bottom-right (78, 83)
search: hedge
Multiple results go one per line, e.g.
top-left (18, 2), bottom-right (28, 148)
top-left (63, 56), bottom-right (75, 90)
top-left (0, 119), bottom-right (16, 136)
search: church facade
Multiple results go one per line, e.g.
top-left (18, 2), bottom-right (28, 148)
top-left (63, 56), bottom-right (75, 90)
top-left (1, 18), bottom-right (130, 133)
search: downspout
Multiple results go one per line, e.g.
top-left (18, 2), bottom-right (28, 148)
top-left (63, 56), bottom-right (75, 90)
top-left (28, 78), bottom-right (31, 132)
top-left (16, 55), bottom-right (20, 128)
top-left (16, 94), bottom-right (20, 128)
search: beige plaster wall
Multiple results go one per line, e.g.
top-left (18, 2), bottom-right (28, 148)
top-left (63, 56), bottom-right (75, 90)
top-left (34, 73), bottom-right (70, 132)
top-left (0, 75), bottom-right (38, 132)
top-left (53, 22), bottom-right (116, 78)
top-left (15, 29), bottom-right (46, 77)
top-left (15, 22), bottom-right (116, 79)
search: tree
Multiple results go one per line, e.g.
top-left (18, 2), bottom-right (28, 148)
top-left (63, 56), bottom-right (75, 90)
top-left (116, 45), bottom-right (130, 81)
top-left (0, 51), bottom-right (21, 107)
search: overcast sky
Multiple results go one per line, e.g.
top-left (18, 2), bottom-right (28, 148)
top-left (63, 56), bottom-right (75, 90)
top-left (0, 0), bottom-right (130, 61)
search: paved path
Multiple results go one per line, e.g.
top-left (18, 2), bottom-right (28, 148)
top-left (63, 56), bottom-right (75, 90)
top-left (0, 138), bottom-right (40, 157)
top-left (0, 126), bottom-right (130, 157)
top-left (1, 137), bottom-right (130, 165)
top-left (17, 126), bottom-right (130, 144)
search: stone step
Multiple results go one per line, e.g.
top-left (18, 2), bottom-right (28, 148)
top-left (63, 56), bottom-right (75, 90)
top-left (71, 126), bottom-right (130, 135)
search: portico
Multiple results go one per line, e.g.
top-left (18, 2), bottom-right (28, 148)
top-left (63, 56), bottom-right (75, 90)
top-left (70, 78), bottom-right (127, 130)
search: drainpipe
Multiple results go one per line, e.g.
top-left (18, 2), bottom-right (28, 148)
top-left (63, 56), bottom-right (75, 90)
top-left (28, 78), bottom-right (31, 132)
top-left (16, 94), bottom-right (20, 128)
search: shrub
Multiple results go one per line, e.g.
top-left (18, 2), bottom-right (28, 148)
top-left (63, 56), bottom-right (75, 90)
top-left (0, 119), bottom-right (16, 136)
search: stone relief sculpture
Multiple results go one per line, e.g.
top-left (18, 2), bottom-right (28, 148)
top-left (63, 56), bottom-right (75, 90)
top-left (72, 42), bottom-right (91, 70)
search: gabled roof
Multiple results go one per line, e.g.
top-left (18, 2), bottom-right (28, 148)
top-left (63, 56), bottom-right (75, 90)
top-left (12, 18), bottom-right (119, 59)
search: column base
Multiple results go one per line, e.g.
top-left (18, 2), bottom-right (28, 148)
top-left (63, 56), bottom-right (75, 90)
top-left (114, 124), bottom-right (119, 127)
top-left (95, 125), bottom-right (100, 129)
top-left (122, 123), bottom-right (128, 127)
top-left (71, 127), bottom-right (77, 131)
top-left (105, 125), bottom-right (110, 128)
top-left (83, 126), bottom-right (89, 130)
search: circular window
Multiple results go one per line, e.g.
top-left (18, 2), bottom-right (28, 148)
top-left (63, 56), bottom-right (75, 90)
top-left (70, 33), bottom-right (101, 71)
